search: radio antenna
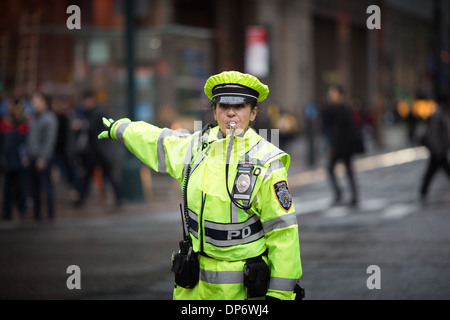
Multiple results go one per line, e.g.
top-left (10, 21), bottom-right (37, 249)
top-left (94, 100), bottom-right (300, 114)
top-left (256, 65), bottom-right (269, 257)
top-left (179, 204), bottom-right (187, 239)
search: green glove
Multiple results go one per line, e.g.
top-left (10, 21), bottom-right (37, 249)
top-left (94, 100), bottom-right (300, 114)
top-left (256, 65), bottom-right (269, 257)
top-left (98, 117), bottom-right (115, 140)
top-left (98, 117), bottom-right (131, 140)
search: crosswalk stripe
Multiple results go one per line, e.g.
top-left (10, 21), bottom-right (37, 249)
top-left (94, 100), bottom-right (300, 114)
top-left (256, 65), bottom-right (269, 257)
top-left (294, 196), bottom-right (416, 222)
top-left (289, 146), bottom-right (428, 188)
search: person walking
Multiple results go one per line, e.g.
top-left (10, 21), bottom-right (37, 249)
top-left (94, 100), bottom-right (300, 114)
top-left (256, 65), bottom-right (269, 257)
top-left (23, 92), bottom-right (58, 221)
top-left (322, 84), bottom-right (359, 206)
top-left (74, 91), bottom-right (123, 208)
top-left (419, 95), bottom-right (450, 200)
top-left (98, 71), bottom-right (303, 300)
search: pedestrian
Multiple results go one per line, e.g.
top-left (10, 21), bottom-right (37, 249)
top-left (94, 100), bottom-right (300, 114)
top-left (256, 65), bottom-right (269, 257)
top-left (419, 95), bottom-right (450, 200)
top-left (74, 90), bottom-right (123, 208)
top-left (23, 92), bottom-right (58, 221)
top-left (304, 102), bottom-right (319, 166)
top-left (52, 98), bottom-right (78, 192)
top-left (322, 84), bottom-right (359, 206)
top-left (0, 98), bottom-right (30, 220)
top-left (98, 71), bottom-right (303, 300)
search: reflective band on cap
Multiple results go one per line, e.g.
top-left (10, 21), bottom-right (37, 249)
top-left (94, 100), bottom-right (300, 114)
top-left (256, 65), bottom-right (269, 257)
top-left (213, 95), bottom-right (256, 105)
top-left (212, 83), bottom-right (259, 104)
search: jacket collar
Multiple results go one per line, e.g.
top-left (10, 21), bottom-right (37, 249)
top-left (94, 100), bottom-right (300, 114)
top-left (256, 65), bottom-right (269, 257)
top-left (206, 126), bottom-right (260, 144)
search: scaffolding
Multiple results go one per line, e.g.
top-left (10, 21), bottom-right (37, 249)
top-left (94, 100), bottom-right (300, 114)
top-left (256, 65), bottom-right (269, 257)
top-left (15, 10), bottom-right (41, 96)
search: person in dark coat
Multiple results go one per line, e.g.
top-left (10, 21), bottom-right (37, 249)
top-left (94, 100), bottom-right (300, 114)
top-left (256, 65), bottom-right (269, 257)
top-left (0, 99), bottom-right (30, 220)
top-left (322, 84), bottom-right (359, 206)
top-left (419, 95), bottom-right (450, 200)
top-left (74, 91), bottom-right (123, 208)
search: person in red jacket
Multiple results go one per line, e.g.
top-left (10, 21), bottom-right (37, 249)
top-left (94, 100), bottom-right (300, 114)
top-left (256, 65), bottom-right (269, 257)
top-left (0, 98), bottom-right (30, 220)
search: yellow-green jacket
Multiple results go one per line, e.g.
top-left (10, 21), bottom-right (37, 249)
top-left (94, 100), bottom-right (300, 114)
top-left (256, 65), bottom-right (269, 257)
top-left (108, 119), bottom-right (302, 300)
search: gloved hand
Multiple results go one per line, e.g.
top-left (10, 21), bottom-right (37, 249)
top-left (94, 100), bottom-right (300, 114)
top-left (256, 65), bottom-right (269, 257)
top-left (98, 117), bottom-right (115, 140)
top-left (98, 117), bottom-right (131, 140)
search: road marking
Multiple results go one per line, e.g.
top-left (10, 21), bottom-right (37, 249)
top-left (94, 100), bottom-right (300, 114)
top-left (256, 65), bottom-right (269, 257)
top-left (294, 195), bottom-right (417, 224)
top-left (293, 196), bottom-right (332, 215)
top-left (289, 146), bottom-right (428, 188)
top-left (323, 207), bottom-right (349, 218)
top-left (294, 197), bottom-right (389, 216)
top-left (381, 203), bottom-right (415, 219)
top-left (358, 198), bottom-right (389, 212)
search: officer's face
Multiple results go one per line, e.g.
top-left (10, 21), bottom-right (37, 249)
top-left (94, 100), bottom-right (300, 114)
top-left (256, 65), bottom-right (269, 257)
top-left (213, 103), bottom-right (258, 135)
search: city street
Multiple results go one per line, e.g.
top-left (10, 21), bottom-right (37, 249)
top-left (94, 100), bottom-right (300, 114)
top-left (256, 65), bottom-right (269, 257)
top-left (2, 0), bottom-right (450, 307)
top-left (1, 131), bottom-right (450, 300)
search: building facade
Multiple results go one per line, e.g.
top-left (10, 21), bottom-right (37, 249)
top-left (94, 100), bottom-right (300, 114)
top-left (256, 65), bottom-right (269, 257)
top-left (1, 0), bottom-right (448, 130)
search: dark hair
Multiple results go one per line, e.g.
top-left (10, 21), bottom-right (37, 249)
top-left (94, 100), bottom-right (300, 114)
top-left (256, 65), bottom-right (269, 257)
top-left (211, 101), bottom-right (258, 110)
top-left (33, 91), bottom-right (52, 108)
top-left (82, 90), bottom-right (95, 100)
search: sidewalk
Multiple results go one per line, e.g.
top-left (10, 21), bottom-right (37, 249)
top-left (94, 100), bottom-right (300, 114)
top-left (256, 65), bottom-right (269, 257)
top-left (2, 123), bottom-right (425, 223)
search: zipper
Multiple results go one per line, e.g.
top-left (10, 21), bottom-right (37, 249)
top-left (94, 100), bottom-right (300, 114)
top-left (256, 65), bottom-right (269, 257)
top-left (199, 192), bottom-right (207, 254)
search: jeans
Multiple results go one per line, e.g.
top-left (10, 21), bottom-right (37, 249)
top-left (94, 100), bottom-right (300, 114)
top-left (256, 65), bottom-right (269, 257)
top-left (2, 169), bottom-right (28, 219)
top-left (29, 159), bottom-right (55, 220)
top-left (327, 154), bottom-right (358, 203)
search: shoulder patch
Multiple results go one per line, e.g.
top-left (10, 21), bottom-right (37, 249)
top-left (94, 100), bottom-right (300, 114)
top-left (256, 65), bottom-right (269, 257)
top-left (273, 180), bottom-right (292, 212)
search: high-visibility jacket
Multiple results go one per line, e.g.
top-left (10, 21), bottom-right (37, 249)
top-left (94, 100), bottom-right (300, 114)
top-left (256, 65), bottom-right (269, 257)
top-left (110, 119), bottom-right (302, 300)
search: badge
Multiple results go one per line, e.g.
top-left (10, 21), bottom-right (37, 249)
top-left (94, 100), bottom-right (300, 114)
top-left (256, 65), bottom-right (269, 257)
top-left (236, 174), bottom-right (251, 193)
top-left (273, 180), bottom-right (292, 211)
top-left (232, 162), bottom-right (256, 206)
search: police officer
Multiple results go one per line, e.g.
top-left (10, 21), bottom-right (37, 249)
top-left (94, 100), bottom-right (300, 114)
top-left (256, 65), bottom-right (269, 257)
top-left (98, 71), bottom-right (302, 300)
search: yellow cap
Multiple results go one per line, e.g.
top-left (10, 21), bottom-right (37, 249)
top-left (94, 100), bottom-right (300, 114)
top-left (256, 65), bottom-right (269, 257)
top-left (204, 71), bottom-right (269, 103)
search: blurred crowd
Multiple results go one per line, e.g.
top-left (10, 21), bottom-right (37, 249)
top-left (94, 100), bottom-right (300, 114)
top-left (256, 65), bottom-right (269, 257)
top-left (0, 90), bottom-right (123, 222)
top-left (1, 85), bottom-right (449, 222)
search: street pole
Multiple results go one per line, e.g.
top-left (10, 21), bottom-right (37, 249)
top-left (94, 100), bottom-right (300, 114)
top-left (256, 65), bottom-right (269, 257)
top-left (433, 0), bottom-right (442, 100)
top-left (122, 0), bottom-right (143, 201)
top-left (367, 1), bottom-right (384, 149)
top-left (125, 1), bottom-right (135, 119)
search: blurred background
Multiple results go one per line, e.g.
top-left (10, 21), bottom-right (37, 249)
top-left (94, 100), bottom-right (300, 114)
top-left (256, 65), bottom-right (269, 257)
top-left (0, 0), bottom-right (449, 202)
top-left (1, 0), bottom-right (450, 301)
top-left (1, 0), bottom-right (449, 202)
